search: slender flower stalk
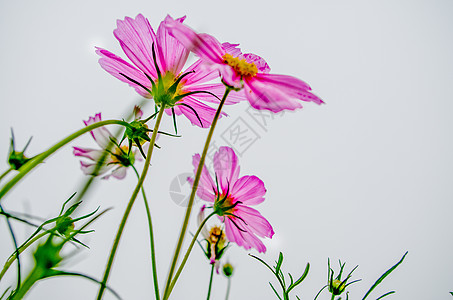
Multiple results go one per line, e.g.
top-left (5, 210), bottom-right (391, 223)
top-left (166, 211), bottom-right (216, 297)
top-left (162, 87), bottom-right (231, 300)
top-left (0, 168), bottom-right (12, 182)
top-left (206, 263), bottom-right (215, 300)
top-left (0, 120), bottom-right (131, 202)
top-left (0, 232), bottom-right (47, 281)
top-left (96, 107), bottom-right (166, 300)
top-left (225, 277), bottom-right (231, 300)
top-left (132, 165), bottom-right (160, 300)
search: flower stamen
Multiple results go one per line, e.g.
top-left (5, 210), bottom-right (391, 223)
top-left (222, 53), bottom-right (258, 77)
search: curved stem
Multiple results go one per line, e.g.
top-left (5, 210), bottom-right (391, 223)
top-left (132, 165), bottom-right (160, 300)
top-left (0, 232), bottom-right (47, 281)
top-left (166, 212), bottom-right (215, 297)
top-left (206, 264), bottom-right (215, 300)
top-left (10, 266), bottom-right (44, 300)
top-left (0, 168), bottom-right (13, 182)
top-left (96, 107), bottom-right (166, 300)
top-left (0, 120), bottom-right (131, 202)
top-left (0, 204), bottom-right (21, 291)
top-left (225, 277), bottom-right (231, 300)
top-left (163, 87), bottom-right (231, 300)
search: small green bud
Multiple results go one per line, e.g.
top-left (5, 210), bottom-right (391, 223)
top-left (327, 259), bottom-right (359, 296)
top-left (125, 120), bottom-right (151, 145)
top-left (329, 279), bottom-right (346, 295)
top-left (223, 263), bottom-right (234, 277)
top-left (8, 130), bottom-right (33, 170)
top-left (56, 216), bottom-right (75, 236)
top-left (8, 151), bottom-right (31, 170)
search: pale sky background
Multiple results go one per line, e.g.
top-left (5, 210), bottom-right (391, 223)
top-left (1, 0), bottom-right (452, 299)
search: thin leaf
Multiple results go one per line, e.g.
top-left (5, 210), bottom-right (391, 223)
top-left (362, 252), bottom-right (408, 300)
top-left (0, 287), bottom-right (11, 300)
top-left (314, 285), bottom-right (328, 300)
top-left (275, 252), bottom-right (284, 275)
top-left (269, 282), bottom-right (283, 300)
top-left (43, 270), bottom-right (122, 300)
top-left (375, 291), bottom-right (395, 300)
top-left (171, 107), bottom-right (178, 135)
top-left (249, 254), bottom-right (275, 275)
top-left (288, 263), bottom-right (310, 293)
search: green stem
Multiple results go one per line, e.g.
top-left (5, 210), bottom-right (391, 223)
top-left (167, 212), bottom-right (215, 296)
top-left (0, 168), bottom-right (12, 182)
top-left (163, 87), bottom-right (231, 300)
top-left (0, 232), bottom-right (47, 281)
top-left (132, 165), bottom-right (160, 300)
top-left (331, 293), bottom-right (335, 300)
top-left (96, 107), bottom-right (166, 300)
top-left (225, 277), bottom-right (231, 300)
top-left (0, 120), bottom-right (131, 202)
top-left (206, 263), bottom-right (215, 300)
top-left (10, 266), bottom-right (44, 300)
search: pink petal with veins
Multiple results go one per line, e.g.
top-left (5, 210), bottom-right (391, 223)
top-left (114, 14), bottom-right (159, 78)
top-left (156, 15), bottom-right (189, 75)
top-left (213, 147), bottom-right (240, 194)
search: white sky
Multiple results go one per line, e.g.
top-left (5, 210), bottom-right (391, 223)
top-left (1, 0), bottom-right (452, 299)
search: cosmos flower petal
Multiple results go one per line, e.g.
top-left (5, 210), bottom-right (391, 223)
top-left (79, 161), bottom-right (113, 176)
top-left (177, 97), bottom-right (227, 128)
top-left (181, 59), bottom-right (220, 85)
top-left (156, 15), bottom-right (190, 75)
top-left (243, 53), bottom-right (271, 74)
top-left (197, 205), bottom-right (210, 239)
top-left (231, 175), bottom-right (266, 205)
top-left (244, 77), bottom-right (304, 112)
top-left (190, 154), bottom-right (216, 202)
top-left (222, 42), bottom-right (242, 57)
top-left (183, 83), bottom-right (243, 105)
top-left (164, 19), bottom-right (225, 64)
top-left (111, 166), bottom-right (128, 179)
top-left (83, 113), bottom-right (114, 148)
top-left (96, 48), bottom-right (151, 98)
top-left (213, 146), bottom-right (240, 193)
top-left (235, 205), bottom-right (274, 238)
top-left (224, 218), bottom-right (267, 253)
top-left (114, 14), bottom-right (159, 78)
top-left (73, 147), bottom-right (106, 162)
top-left (254, 73), bottom-right (324, 104)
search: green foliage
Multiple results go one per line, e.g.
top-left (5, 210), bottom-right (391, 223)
top-left (250, 252), bottom-right (309, 300)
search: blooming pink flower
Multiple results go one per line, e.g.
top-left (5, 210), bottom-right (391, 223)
top-left (189, 147), bottom-right (274, 253)
top-left (96, 14), bottom-right (241, 128)
top-left (164, 18), bottom-right (324, 113)
top-left (73, 113), bottom-right (138, 179)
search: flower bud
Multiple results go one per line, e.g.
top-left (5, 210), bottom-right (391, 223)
top-left (222, 263), bottom-right (234, 277)
top-left (56, 216), bottom-right (75, 236)
top-left (329, 279), bottom-right (346, 295)
top-left (8, 131), bottom-right (32, 170)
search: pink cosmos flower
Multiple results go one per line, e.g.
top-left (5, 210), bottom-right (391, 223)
top-left (189, 147), bottom-right (274, 253)
top-left (164, 18), bottom-right (324, 113)
top-left (96, 14), bottom-right (241, 128)
top-left (73, 113), bottom-right (139, 179)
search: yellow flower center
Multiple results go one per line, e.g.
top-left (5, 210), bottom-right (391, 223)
top-left (208, 226), bottom-right (225, 245)
top-left (222, 53), bottom-right (258, 77)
